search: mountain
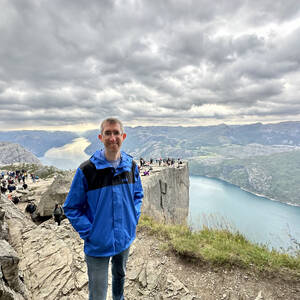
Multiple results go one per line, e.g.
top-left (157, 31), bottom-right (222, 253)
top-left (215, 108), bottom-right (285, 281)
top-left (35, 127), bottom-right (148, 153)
top-left (83, 121), bottom-right (300, 158)
top-left (0, 142), bottom-right (41, 165)
top-left (189, 148), bottom-right (300, 206)
top-left (1, 122), bottom-right (300, 159)
top-left (1, 121), bottom-right (300, 205)
top-left (0, 130), bottom-right (78, 157)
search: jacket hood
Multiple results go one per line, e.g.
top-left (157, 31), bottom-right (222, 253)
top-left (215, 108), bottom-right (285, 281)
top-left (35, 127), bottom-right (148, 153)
top-left (90, 150), bottom-right (133, 170)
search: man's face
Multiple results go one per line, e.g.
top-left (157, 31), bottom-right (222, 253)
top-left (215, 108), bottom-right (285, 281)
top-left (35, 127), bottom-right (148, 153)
top-left (98, 122), bottom-right (126, 154)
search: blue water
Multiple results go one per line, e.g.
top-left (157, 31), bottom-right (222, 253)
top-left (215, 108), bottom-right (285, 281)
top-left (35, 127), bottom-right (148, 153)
top-left (189, 176), bottom-right (300, 252)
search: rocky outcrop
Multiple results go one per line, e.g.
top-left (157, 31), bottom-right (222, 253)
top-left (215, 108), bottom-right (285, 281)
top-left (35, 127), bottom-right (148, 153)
top-left (36, 172), bottom-right (74, 217)
top-left (141, 163), bottom-right (189, 224)
top-left (1, 192), bottom-right (88, 299)
top-left (0, 195), bottom-right (30, 299)
top-left (0, 142), bottom-right (41, 166)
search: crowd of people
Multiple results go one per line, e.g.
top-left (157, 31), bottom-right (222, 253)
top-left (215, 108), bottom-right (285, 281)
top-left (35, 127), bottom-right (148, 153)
top-left (0, 168), bottom-right (63, 225)
top-left (139, 157), bottom-right (184, 176)
top-left (0, 169), bottom-right (30, 203)
top-left (0, 169), bottom-right (41, 196)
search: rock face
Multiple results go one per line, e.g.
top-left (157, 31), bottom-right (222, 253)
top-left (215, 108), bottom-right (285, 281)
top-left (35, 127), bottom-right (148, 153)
top-left (0, 194), bottom-right (30, 300)
top-left (141, 163), bottom-right (190, 224)
top-left (36, 172), bottom-right (74, 217)
top-left (1, 193), bottom-right (88, 299)
top-left (0, 142), bottom-right (41, 165)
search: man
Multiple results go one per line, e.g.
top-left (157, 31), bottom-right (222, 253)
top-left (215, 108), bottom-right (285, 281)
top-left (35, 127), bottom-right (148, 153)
top-left (63, 117), bottom-right (144, 300)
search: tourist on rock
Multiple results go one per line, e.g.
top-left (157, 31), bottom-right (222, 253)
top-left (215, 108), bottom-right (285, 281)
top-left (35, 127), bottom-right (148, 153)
top-left (64, 117), bottom-right (144, 300)
top-left (1, 185), bottom-right (7, 194)
top-left (31, 173), bottom-right (35, 183)
top-left (8, 184), bottom-right (16, 193)
top-left (25, 202), bottom-right (36, 214)
top-left (12, 195), bottom-right (20, 204)
top-left (53, 203), bottom-right (64, 226)
top-left (159, 158), bottom-right (162, 166)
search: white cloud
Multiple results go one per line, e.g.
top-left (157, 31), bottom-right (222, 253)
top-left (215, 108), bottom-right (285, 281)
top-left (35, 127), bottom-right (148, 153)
top-left (0, 0), bottom-right (300, 130)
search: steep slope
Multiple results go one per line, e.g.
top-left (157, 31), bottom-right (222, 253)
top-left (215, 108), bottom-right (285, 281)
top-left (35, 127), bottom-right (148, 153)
top-left (0, 142), bottom-right (41, 165)
top-left (190, 150), bottom-right (300, 205)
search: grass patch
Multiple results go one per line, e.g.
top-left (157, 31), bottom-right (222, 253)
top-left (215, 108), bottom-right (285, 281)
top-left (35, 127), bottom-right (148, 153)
top-left (138, 215), bottom-right (300, 275)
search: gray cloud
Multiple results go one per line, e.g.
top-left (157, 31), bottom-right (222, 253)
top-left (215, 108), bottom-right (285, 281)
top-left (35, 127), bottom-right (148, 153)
top-left (0, 0), bottom-right (300, 130)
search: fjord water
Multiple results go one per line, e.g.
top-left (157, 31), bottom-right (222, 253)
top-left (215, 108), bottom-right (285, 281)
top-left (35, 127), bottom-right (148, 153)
top-left (189, 176), bottom-right (300, 252)
top-left (39, 137), bottom-right (91, 170)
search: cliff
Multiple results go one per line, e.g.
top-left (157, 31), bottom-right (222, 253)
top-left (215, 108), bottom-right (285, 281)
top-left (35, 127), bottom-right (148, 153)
top-left (141, 163), bottom-right (189, 224)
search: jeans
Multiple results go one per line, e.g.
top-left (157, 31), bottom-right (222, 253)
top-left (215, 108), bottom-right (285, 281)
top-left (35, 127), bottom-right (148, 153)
top-left (85, 247), bottom-right (130, 300)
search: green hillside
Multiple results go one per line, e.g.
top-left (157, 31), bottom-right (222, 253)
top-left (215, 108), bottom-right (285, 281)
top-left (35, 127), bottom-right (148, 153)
top-left (189, 150), bottom-right (300, 205)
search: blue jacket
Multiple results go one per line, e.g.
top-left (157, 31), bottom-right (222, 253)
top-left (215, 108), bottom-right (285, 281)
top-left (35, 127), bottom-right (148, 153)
top-left (63, 150), bottom-right (144, 257)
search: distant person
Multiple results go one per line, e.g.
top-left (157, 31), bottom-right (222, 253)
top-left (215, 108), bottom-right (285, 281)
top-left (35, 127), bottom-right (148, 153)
top-left (159, 158), bottom-right (162, 166)
top-left (53, 203), bottom-right (64, 226)
top-left (1, 186), bottom-right (7, 194)
top-left (25, 202), bottom-right (36, 214)
top-left (63, 117), bottom-right (144, 300)
top-left (8, 184), bottom-right (16, 193)
top-left (31, 174), bottom-right (35, 183)
top-left (12, 196), bottom-right (20, 204)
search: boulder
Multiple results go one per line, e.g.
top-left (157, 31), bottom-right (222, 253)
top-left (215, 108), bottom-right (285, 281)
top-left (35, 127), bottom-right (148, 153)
top-left (36, 172), bottom-right (74, 217)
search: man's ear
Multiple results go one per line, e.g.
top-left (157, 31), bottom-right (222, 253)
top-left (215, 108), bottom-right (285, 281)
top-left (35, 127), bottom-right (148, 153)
top-left (98, 134), bottom-right (103, 142)
top-left (122, 133), bottom-right (127, 140)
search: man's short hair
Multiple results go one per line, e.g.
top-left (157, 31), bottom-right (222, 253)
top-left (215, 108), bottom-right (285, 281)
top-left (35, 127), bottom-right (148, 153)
top-left (100, 117), bottom-right (124, 134)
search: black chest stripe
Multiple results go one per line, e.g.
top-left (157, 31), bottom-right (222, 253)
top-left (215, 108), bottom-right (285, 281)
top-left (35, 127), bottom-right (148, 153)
top-left (80, 160), bottom-right (136, 191)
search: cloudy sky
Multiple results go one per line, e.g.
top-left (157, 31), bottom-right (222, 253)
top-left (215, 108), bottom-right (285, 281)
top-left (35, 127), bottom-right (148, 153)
top-left (1, 0), bottom-right (300, 131)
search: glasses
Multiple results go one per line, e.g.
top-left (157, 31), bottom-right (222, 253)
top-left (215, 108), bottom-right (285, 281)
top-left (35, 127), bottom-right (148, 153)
top-left (103, 130), bottom-right (122, 137)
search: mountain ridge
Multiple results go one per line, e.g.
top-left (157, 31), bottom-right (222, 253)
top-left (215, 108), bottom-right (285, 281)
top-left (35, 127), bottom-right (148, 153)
top-left (1, 121), bottom-right (300, 205)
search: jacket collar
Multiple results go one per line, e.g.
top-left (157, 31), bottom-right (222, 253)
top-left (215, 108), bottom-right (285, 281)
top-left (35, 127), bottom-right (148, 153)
top-left (90, 150), bottom-right (132, 171)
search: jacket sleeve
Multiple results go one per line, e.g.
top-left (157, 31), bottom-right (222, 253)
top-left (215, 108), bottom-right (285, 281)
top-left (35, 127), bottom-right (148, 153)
top-left (63, 168), bottom-right (92, 240)
top-left (134, 164), bottom-right (144, 221)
